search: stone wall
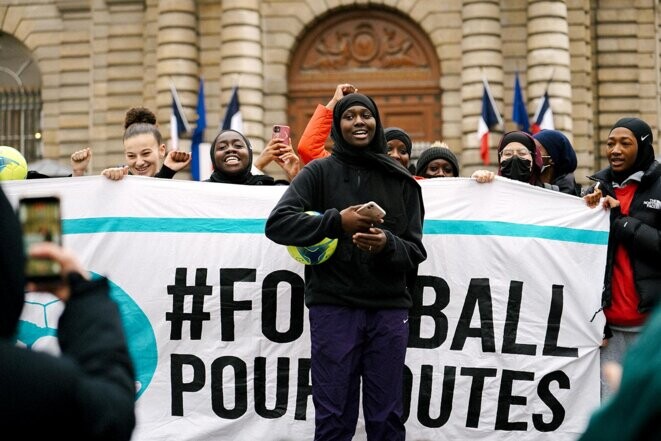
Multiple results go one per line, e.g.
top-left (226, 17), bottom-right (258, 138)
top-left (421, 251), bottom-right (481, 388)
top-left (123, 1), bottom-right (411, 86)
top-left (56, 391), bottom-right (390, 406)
top-left (0, 0), bottom-right (658, 181)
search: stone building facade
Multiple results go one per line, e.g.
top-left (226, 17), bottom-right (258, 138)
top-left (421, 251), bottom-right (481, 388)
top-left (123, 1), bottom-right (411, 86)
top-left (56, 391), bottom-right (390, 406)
top-left (0, 0), bottom-right (659, 182)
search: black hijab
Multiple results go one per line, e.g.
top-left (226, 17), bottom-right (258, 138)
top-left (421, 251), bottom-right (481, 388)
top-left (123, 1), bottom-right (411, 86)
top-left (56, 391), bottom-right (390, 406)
top-left (609, 117), bottom-right (656, 184)
top-left (497, 131), bottom-right (544, 186)
top-left (384, 127), bottom-right (412, 156)
top-left (330, 94), bottom-right (412, 180)
top-left (206, 129), bottom-right (278, 185)
top-left (331, 94), bottom-right (423, 294)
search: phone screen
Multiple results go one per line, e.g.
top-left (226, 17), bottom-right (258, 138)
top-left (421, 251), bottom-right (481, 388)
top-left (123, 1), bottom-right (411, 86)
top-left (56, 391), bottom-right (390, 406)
top-left (18, 196), bottom-right (62, 281)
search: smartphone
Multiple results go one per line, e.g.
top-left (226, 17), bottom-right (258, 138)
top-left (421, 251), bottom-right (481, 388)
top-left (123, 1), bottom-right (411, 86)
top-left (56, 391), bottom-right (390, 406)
top-left (357, 201), bottom-right (386, 220)
top-left (18, 196), bottom-right (62, 282)
top-left (272, 125), bottom-right (291, 142)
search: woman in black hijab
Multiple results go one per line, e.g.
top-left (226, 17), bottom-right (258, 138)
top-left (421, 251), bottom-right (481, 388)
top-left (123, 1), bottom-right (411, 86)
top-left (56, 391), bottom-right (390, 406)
top-left (496, 131), bottom-right (545, 186)
top-left (205, 129), bottom-right (288, 185)
top-left (266, 93), bottom-right (426, 440)
top-left (471, 130), bottom-right (547, 187)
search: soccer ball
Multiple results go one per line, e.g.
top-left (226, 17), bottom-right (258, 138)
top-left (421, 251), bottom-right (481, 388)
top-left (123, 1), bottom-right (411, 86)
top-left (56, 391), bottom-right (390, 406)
top-left (16, 292), bottom-right (64, 355)
top-left (286, 211), bottom-right (338, 265)
top-left (0, 146), bottom-right (28, 180)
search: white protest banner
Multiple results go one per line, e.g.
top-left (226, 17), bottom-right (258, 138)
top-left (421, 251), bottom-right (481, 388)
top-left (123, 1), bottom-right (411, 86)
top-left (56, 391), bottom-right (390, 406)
top-left (4, 175), bottom-right (609, 440)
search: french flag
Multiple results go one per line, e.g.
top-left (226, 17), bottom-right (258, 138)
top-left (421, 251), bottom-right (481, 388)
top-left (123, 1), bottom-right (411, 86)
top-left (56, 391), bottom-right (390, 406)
top-left (169, 83), bottom-right (191, 151)
top-left (531, 91), bottom-right (554, 134)
top-left (221, 85), bottom-right (243, 131)
top-left (476, 78), bottom-right (503, 165)
top-left (190, 78), bottom-right (209, 181)
top-left (512, 71), bottom-right (530, 133)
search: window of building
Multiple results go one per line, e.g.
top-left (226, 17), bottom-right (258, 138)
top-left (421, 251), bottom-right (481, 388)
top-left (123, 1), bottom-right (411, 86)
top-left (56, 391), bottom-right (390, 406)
top-left (0, 32), bottom-right (42, 162)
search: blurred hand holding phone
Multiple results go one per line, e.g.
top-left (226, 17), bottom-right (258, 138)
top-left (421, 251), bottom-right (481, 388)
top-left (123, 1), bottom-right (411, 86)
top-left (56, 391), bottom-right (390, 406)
top-left (18, 196), bottom-right (62, 282)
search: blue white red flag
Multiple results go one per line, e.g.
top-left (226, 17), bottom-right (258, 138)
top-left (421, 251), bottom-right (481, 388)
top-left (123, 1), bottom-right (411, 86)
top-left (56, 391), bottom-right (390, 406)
top-left (190, 78), bottom-right (209, 181)
top-left (512, 71), bottom-right (530, 133)
top-left (531, 91), bottom-right (554, 134)
top-left (477, 78), bottom-right (503, 165)
top-left (170, 83), bottom-right (191, 150)
top-left (221, 86), bottom-right (243, 132)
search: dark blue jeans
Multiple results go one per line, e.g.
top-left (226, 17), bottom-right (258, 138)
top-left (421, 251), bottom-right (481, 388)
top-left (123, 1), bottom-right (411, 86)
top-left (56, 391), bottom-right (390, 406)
top-left (309, 305), bottom-right (409, 441)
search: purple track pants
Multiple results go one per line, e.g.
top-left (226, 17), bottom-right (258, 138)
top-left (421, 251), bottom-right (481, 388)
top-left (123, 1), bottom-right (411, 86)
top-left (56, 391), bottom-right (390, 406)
top-left (309, 305), bottom-right (409, 441)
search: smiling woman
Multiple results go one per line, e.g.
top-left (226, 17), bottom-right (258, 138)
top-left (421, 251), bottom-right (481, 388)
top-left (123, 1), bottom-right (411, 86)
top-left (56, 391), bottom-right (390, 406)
top-left (265, 92), bottom-right (426, 440)
top-left (204, 129), bottom-right (289, 185)
top-left (101, 107), bottom-right (192, 181)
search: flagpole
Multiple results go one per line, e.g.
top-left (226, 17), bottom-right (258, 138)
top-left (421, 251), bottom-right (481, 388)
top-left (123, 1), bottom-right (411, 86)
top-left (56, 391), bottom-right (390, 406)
top-left (168, 77), bottom-right (191, 133)
top-left (544, 67), bottom-right (555, 95)
top-left (232, 73), bottom-right (241, 88)
top-left (531, 69), bottom-right (556, 134)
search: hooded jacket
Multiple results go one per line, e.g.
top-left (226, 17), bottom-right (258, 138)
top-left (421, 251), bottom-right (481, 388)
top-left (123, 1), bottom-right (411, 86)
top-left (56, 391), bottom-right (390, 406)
top-left (586, 117), bottom-right (661, 315)
top-left (265, 94), bottom-right (426, 309)
top-left (589, 161), bottom-right (661, 314)
top-left (0, 185), bottom-right (136, 439)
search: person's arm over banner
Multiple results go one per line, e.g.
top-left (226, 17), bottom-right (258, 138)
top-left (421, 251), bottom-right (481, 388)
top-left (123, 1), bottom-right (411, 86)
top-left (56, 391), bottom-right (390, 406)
top-left (609, 199), bottom-right (661, 262)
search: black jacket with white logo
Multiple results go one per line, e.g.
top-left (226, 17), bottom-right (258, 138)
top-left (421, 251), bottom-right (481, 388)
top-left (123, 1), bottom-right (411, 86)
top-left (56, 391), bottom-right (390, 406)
top-left (588, 161), bottom-right (661, 313)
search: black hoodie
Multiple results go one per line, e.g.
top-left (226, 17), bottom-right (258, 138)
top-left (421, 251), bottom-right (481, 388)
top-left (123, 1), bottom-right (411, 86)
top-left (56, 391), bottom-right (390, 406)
top-left (0, 185), bottom-right (136, 439)
top-left (0, 184), bottom-right (25, 338)
top-left (265, 94), bottom-right (426, 309)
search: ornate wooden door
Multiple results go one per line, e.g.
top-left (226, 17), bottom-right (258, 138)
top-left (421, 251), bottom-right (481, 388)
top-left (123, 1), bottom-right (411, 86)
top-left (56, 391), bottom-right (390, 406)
top-left (288, 8), bottom-right (441, 150)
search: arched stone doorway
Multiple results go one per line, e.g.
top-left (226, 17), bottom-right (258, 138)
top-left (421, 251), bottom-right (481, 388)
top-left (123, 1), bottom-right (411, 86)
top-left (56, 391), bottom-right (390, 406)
top-left (288, 7), bottom-right (441, 150)
top-left (0, 31), bottom-right (42, 162)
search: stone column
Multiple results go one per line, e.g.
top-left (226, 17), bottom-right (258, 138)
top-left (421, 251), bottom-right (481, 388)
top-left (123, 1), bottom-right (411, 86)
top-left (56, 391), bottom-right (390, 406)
top-left (156, 0), bottom-right (198, 148)
top-left (54, 2), bottom-right (89, 161)
top-left (220, 0), bottom-right (263, 149)
top-left (461, 0), bottom-right (503, 171)
top-left (527, 0), bottom-right (572, 134)
top-left (566, 0), bottom-right (593, 184)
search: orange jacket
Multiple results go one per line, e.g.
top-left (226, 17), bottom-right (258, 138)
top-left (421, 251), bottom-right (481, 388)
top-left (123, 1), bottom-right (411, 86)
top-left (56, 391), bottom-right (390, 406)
top-left (297, 104), bottom-right (332, 165)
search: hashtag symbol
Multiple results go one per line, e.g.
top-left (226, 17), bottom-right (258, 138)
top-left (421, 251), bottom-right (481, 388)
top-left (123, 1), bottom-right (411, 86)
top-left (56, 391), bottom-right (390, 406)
top-left (166, 268), bottom-right (212, 340)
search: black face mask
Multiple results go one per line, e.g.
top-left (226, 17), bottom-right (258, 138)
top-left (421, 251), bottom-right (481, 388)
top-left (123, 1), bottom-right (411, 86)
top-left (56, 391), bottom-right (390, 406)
top-left (501, 156), bottom-right (532, 182)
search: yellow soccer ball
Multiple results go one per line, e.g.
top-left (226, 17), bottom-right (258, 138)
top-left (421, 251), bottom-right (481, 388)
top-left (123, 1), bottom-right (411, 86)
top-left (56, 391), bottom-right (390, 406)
top-left (286, 211), bottom-right (338, 265)
top-left (0, 146), bottom-right (28, 180)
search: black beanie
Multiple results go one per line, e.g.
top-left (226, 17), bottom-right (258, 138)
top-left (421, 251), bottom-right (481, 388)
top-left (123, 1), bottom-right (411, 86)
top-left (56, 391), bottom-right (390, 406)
top-left (415, 146), bottom-right (459, 177)
top-left (533, 130), bottom-right (577, 176)
top-left (609, 117), bottom-right (655, 177)
top-left (384, 127), bottom-right (412, 156)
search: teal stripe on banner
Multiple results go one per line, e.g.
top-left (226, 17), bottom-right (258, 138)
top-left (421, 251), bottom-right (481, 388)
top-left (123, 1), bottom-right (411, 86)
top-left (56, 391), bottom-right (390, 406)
top-left (63, 217), bottom-right (266, 234)
top-left (424, 220), bottom-right (608, 245)
top-left (63, 217), bottom-right (608, 245)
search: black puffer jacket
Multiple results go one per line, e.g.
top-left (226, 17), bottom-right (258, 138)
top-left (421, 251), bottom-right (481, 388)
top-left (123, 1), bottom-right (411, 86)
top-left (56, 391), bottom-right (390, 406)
top-left (587, 161), bottom-right (661, 313)
top-left (0, 185), bottom-right (136, 439)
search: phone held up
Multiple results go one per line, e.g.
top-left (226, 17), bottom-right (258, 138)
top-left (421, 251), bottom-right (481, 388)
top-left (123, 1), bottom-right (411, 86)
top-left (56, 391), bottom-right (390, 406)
top-left (18, 196), bottom-right (62, 282)
top-left (357, 201), bottom-right (386, 221)
top-left (272, 125), bottom-right (291, 142)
